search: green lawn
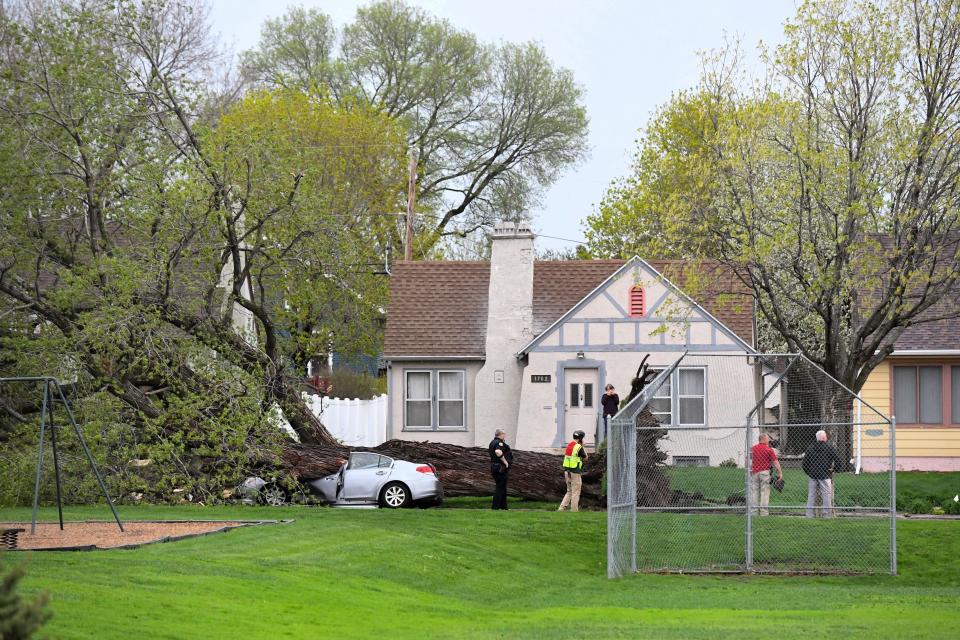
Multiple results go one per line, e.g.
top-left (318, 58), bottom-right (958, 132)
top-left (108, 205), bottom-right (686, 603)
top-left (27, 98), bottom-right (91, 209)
top-left (2, 504), bottom-right (958, 639)
top-left (667, 468), bottom-right (960, 512)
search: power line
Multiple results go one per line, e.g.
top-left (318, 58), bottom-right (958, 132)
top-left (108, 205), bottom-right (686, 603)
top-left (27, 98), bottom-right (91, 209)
top-left (536, 233), bottom-right (586, 245)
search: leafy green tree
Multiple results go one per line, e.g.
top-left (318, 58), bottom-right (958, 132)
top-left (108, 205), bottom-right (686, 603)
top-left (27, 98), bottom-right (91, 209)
top-left (241, 0), bottom-right (589, 254)
top-left (585, 0), bottom-right (960, 449)
top-left (0, 0), bottom-right (405, 501)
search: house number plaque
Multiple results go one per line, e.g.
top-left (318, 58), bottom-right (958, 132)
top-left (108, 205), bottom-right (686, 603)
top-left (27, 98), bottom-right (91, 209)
top-left (530, 374), bottom-right (551, 383)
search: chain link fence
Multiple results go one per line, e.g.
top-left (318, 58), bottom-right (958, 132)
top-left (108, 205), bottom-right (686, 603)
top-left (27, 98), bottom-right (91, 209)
top-left (607, 353), bottom-right (895, 577)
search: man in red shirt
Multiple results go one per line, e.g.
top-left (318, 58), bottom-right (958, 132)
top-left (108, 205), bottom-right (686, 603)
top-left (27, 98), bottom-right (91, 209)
top-left (750, 433), bottom-right (783, 516)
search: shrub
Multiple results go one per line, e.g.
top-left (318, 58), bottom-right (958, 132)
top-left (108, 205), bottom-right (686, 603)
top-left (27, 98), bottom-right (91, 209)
top-left (906, 497), bottom-right (934, 514)
top-left (323, 370), bottom-right (385, 400)
top-left (0, 563), bottom-right (51, 639)
top-left (718, 458), bottom-right (738, 468)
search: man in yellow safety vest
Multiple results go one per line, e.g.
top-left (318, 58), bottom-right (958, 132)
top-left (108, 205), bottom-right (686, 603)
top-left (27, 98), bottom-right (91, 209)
top-left (558, 430), bottom-right (587, 512)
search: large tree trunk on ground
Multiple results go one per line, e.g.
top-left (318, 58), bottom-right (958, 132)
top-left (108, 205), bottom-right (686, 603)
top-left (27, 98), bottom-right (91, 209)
top-left (283, 407), bottom-right (671, 506)
top-left (282, 366), bottom-right (673, 506)
top-left (283, 439), bottom-right (607, 505)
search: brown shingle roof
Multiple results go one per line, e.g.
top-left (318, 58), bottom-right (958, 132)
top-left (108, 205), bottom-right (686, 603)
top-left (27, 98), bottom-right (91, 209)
top-left (862, 235), bottom-right (960, 352)
top-left (384, 258), bottom-right (754, 358)
top-left (384, 261), bottom-right (490, 358)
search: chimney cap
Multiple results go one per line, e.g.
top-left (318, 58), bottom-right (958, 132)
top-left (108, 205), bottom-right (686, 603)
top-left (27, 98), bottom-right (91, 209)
top-left (492, 220), bottom-right (534, 238)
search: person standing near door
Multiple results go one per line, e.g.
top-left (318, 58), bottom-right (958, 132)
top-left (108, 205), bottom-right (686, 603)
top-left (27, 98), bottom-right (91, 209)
top-left (558, 430), bottom-right (587, 512)
top-left (489, 428), bottom-right (513, 510)
top-left (600, 384), bottom-right (620, 442)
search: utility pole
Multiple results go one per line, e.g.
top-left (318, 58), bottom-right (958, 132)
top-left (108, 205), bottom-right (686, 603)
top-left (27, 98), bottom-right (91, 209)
top-left (405, 146), bottom-right (418, 261)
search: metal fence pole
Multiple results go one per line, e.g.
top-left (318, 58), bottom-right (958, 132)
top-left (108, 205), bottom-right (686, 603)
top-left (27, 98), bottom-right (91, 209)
top-left (629, 418), bottom-right (637, 575)
top-left (890, 415), bottom-right (897, 575)
top-left (744, 416), bottom-right (753, 572)
top-left (48, 388), bottom-right (64, 530)
top-left (30, 380), bottom-right (50, 535)
top-left (53, 379), bottom-right (124, 532)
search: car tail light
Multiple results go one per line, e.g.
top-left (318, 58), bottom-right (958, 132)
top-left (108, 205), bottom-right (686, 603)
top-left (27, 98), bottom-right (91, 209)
top-left (416, 465), bottom-right (436, 476)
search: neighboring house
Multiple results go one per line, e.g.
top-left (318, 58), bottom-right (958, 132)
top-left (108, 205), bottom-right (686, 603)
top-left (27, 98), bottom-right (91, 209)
top-left (383, 222), bottom-right (758, 459)
top-left (859, 313), bottom-right (960, 471)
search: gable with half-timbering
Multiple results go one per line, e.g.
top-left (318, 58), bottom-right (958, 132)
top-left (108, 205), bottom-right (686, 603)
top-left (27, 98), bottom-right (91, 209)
top-left (526, 259), bottom-right (751, 356)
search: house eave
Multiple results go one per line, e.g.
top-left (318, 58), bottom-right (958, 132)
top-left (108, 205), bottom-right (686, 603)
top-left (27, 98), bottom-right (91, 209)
top-left (887, 349), bottom-right (960, 357)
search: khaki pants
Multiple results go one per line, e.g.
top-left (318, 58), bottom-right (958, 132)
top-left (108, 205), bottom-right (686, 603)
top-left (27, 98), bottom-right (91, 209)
top-left (750, 470), bottom-right (771, 516)
top-left (558, 471), bottom-right (582, 512)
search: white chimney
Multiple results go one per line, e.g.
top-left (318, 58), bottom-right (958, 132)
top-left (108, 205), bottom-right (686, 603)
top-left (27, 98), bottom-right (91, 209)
top-left (473, 221), bottom-right (535, 446)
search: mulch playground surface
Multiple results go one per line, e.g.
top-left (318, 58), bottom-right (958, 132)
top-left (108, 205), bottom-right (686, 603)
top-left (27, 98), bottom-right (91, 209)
top-left (0, 520), bottom-right (288, 551)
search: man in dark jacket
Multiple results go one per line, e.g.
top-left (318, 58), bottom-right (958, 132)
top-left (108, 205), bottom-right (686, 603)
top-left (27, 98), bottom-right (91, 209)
top-left (488, 429), bottom-right (513, 510)
top-left (803, 430), bottom-right (844, 518)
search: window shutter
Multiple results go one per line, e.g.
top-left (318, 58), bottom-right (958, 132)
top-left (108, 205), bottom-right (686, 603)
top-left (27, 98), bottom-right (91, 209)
top-left (629, 286), bottom-right (645, 317)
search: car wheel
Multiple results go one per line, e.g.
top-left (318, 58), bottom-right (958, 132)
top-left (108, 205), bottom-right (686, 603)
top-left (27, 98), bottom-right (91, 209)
top-left (258, 483), bottom-right (288, 506)
top-left (379, 482), bottom-right (411, 509)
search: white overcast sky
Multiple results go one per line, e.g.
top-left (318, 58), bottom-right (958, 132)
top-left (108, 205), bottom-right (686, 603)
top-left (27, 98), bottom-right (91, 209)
top-left (208, 0), bottom-right (797, 253)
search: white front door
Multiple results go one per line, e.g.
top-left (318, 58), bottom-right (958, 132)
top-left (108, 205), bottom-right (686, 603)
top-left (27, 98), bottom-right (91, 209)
top-left (565, 368), bottom-right (598, 446)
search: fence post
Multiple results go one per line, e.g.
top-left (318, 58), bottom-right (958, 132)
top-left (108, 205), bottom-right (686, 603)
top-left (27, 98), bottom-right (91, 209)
top-left (377, 394), bottom-right (387, 444)
top-left (744, 415), bottom-right (753, 572)
top-left (890, 415), bottom-right (897, 575)
top-left (629, 419), bottom-right (637, 575)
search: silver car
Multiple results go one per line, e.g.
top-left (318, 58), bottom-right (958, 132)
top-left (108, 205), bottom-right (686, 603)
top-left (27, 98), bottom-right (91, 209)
top-left (306, 451), bottom-right (443, 508)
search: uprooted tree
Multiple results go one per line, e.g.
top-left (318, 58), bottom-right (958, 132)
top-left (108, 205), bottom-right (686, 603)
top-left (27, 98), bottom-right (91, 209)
top-left (285, 357), bottom-right (670, 505)
top-left (0, 0), bottom-right (397, 501)
top-left (0, 0), bottom-right (593, 504)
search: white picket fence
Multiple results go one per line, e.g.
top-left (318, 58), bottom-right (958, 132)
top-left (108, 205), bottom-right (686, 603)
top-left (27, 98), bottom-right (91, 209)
top-left (303, 393), bottom-right (388, 447)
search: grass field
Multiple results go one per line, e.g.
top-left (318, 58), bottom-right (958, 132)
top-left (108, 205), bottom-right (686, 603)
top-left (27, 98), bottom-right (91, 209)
top-left (666, 468), bottom-right (960, 513)
top-left (2, 504), bottom-right (959, 639)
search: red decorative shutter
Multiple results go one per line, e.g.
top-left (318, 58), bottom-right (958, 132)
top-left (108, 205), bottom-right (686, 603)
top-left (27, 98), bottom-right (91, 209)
top-left (629, 286), bottom-right (645, 317)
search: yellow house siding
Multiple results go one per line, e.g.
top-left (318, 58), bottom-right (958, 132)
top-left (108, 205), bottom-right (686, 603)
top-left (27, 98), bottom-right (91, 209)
top-left (862, 426), bottom-right (960, 457)
top-left (857, 359), bottom-right (960, 458)
top-left (859, 361), bottom-right (890, 416)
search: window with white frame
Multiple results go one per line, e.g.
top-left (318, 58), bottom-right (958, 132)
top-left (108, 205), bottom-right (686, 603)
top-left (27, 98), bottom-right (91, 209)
top-left (649, 371), bottom-right (672, 424)
top-left (405, 371), bottom-right (432, 428)
top-left (647, 367), bottom-right (706, 427)
top-left (404, 369), bottom-right (466, 430)
top-left (678, 368), bottom-right (706, 425)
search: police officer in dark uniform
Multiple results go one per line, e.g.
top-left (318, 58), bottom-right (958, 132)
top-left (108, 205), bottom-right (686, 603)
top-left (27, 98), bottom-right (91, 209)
top-left (488, 428), bottom-right (513, 510)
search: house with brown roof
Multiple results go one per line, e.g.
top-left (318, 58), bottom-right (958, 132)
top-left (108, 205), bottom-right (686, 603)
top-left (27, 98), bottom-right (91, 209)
top-left (383, 222), bottom-right (758, 457)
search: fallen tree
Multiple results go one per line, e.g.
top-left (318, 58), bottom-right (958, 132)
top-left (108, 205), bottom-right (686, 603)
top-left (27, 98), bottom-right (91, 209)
top-left (283, 359), bottom-right (672, 507)
top-left (283, 439), bottom-right (605, 504)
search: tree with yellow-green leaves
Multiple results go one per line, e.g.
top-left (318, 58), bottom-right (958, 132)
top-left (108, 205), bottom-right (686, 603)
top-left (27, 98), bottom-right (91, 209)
top-left (0, 0), bottom-right (404, 503)
top-left (585, 0), bottom-right (960, 455)
top-left (240, 0), bottom-right (589, 257)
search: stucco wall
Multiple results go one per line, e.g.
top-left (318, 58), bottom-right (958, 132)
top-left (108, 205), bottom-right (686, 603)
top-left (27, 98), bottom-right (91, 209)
top-left (515, 351), bottom-right (756, 459)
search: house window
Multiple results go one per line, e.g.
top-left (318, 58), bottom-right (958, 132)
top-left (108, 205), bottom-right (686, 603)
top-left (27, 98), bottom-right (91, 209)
top-left (678, 368), bottom-right (706, 425)
top-left (647, 367), bottom-right (707, 427)
top-left (405, 371), bottom-right (432, 428)
top-left (649, 371), bottom-right (672, 424)
top-left (569, 382), bottom-right (594, 409)
top-left (404, 369), bottom-right (466, 431)
top-left (673, 456), bottom-right (709, 467)
top-left (438, 371), bottom-right (465, 428)
top-left (629, 286), bottom-right (646, 317)
top-left (893, 364), bottom-right (959, 426)
top-left (953, 366), bottom-right (960, 424)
